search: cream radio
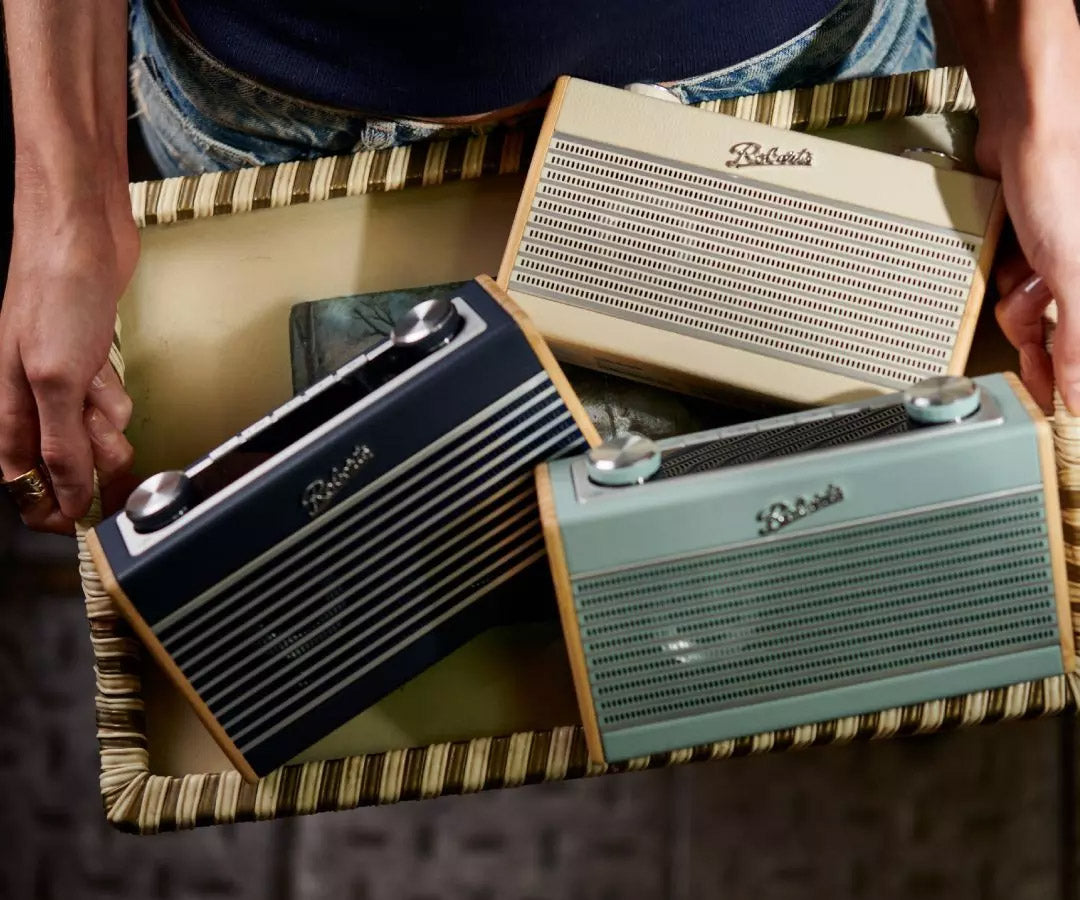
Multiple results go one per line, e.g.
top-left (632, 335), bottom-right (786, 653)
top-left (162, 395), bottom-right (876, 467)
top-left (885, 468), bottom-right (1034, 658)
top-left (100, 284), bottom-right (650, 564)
top-left (536, 374), bottom-right (1071, 764)
top-left (498, 77), bottom-right (1005, 406)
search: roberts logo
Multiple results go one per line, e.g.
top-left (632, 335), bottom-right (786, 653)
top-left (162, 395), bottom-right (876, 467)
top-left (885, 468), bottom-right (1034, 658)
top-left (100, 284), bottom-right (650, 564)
top-left (756, 484), bottom-right (843, 536)
top-left (301, 444), bottom-right (375, 518)
top-left (726, 141), bottom-right (814, 169)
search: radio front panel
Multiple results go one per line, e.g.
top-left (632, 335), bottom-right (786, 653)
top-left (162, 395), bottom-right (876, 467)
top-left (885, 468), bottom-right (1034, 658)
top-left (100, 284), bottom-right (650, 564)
top-left (500, 78), bottom-right (1005, 405)
top-left (538, 374), bottom-right (1072, 764)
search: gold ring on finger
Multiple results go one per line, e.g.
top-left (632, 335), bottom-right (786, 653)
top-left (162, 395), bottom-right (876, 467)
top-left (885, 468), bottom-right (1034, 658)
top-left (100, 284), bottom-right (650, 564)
top-left (2, 464), bottom-right (55, 512)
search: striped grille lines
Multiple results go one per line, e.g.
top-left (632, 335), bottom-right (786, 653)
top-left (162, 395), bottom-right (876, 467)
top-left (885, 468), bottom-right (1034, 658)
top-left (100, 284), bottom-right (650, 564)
top-left (152, 373), bottom-right (587, 754)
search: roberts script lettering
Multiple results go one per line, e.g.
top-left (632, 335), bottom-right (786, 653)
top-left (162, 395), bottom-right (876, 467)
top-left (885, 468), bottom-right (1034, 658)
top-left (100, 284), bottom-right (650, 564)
top-left (756, 484), bottom-right (844, 536)
top-left (301, 444), bottom-right (376, 517)
top-left (726, 141), bottom-right (814, 169)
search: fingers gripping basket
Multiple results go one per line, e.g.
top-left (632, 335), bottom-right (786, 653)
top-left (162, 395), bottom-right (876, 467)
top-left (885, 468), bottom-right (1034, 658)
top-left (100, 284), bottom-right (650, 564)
top-left (75, 67), bottom-right (1080, 834)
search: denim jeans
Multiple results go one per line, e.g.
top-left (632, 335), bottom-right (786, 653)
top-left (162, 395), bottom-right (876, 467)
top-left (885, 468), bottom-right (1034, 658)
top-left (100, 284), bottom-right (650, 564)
top-left (129, 0), bottom-right (936, 178)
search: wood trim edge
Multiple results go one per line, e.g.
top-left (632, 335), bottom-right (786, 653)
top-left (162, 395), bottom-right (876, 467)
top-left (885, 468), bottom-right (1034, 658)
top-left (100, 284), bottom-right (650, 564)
top-left (1002, 371), bottom-right (1076, 672)
top-left (495, 77), bottom-right (570, 289)
top-left (949, 186), bottom-right (1006, 376)
top-left (534, 465), bottom-right (606, 764)
top-left (85, 529), bottom-right (261, 784)
top-left (477, 275), bottom-right (601, 447)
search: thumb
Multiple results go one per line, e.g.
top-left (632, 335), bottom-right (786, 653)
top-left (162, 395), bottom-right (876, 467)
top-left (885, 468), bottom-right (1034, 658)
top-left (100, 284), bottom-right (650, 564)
top-left (1048, 280), bottom-right (1080, 415)
top-left (995, 273), bottom-right (1055, 413)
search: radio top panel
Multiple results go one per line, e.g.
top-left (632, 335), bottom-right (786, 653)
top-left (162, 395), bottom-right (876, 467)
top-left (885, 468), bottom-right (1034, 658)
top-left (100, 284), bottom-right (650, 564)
top-left (572, 374), bottom-right (999, 501)
top-left (113, 294), bottom-right (486, 558)
top-left (542, 373), bottom-right (1056, 576)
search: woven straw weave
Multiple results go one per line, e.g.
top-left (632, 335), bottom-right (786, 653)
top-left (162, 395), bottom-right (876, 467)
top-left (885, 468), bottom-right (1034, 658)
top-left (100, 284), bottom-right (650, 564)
top-left (74, 66), bottom-right (1078, 835)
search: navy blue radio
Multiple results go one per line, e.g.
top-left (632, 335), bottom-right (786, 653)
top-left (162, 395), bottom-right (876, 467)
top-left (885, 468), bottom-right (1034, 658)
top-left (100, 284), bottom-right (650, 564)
top-left (89, 276), bottom-right (598, 780)
top-left (537, 373), bottom-right (1073, 765)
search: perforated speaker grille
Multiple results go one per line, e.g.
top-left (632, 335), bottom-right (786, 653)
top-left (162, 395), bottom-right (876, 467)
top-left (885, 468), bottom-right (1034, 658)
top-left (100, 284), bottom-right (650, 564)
top-left (655, 402), bottom-right (912, 479)
top-left (508, 135), bottom-right (984, 387)
top-left (572, 491), bottom-right (1059, 731)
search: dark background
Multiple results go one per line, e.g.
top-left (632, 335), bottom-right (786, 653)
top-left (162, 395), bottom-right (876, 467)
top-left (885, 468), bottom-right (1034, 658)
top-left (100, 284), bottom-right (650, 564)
top-left (2, 5), bottom-right (1080, 900)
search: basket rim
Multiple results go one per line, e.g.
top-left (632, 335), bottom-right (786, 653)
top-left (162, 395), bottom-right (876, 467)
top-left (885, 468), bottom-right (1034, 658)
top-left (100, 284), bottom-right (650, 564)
top-left (85, 65), bottom-right (1079, 836)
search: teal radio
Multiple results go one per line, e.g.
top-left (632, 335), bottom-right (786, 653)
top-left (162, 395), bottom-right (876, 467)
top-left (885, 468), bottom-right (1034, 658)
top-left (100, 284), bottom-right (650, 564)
top-left (536, 373), bottom-right (1073, 764)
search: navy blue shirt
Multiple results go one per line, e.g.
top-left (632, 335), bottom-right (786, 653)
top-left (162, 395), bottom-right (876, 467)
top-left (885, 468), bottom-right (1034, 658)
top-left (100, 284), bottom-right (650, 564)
top-left (176, 1), bottom-right (839, 117)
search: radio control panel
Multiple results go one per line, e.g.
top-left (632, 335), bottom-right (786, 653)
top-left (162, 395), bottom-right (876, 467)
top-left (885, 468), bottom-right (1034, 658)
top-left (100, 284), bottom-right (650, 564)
top-left (119, 297), bottom-right (484, 549)
top-left (572, 375), bottom-right (1002, 502)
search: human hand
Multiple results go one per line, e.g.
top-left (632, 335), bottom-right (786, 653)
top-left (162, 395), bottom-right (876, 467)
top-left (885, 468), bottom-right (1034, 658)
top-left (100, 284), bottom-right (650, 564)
top-left (975, 105), bottom-right (1080, 415)
top-left (0, 191), bottom-right (140, 533)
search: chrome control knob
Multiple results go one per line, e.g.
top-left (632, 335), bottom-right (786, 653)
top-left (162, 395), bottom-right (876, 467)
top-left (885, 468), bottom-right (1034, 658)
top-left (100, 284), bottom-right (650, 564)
top-left (586, 434), bottom-right (662, 486)
top-left (391, 298), bottom-right (463, 358)
top-left (903, 375), bottom-right (982, 424)
top-left (125, 471), bottom-right (196, 533)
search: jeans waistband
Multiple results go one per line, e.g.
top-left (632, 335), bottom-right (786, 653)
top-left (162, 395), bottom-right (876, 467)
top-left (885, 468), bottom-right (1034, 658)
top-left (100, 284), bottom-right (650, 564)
top-left (134, 0), bottom-right (384, 127)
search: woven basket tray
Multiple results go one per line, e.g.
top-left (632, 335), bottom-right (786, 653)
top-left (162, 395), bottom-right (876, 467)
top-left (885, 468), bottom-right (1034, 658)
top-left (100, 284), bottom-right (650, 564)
top-left (77, 66), bottom-right (1080, 833)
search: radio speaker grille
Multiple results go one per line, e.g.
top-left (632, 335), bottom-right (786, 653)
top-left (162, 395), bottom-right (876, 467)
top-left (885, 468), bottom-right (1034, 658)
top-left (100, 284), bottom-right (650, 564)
top-left (509, 135), bottom-right (983, 387)
top-left (656, 403), bottom-right (912, 479)
top-left (152, 373), bottom-right (587, 756)
top-left (572, 491), bottom-right (1059, 730)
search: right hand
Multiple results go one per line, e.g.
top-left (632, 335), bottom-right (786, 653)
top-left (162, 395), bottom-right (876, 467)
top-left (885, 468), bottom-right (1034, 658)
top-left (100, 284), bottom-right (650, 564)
top-left (0, 188), bottom-right (140, 533)
top-left (975, 111), bottom-right (1080, 417)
